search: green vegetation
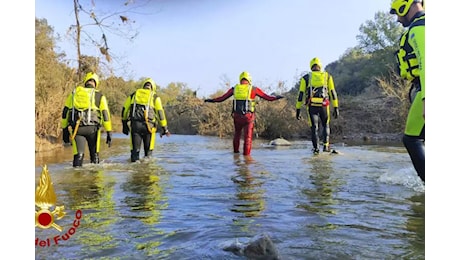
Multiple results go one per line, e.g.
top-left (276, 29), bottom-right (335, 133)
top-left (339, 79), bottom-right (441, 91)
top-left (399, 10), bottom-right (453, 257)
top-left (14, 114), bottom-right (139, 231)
top-left (35, 10), bottom-right (411, 152)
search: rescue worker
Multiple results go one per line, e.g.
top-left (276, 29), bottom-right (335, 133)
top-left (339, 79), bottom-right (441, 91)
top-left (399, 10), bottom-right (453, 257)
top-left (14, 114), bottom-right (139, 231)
top-left (61, 72), bottom-right (113, 167)
top-left (390, 0), bottom-right (425, 182)
top-left (204, 71), bottom-right (283, 156)
top-left (295, 57), bottom-right (339, 155)
top-left (121, 78), bottom-right (171, 162)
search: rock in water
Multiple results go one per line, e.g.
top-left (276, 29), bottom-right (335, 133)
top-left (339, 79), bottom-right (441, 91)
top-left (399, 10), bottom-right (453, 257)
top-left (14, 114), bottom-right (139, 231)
top-left (243, 234), bottom-right (280, 260)
top-left (223, 234), bottom-right (280, 259)
top-left (269, 138), bottom-right (291, 146)
top-left (223, 241), bottom-right (244, 256)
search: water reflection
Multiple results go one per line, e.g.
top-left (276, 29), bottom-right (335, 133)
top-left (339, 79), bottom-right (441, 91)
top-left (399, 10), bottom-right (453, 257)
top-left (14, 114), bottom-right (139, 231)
top-left (121, 160), bottom-right (168, 256)
top-left (63, 170), bottom-right (107, 208)
top-left (404, 193), bottom-right (425, 258)
top-left (63, 169), bottom-right (118, 253)
top-left (298, 155), bottom-right (341, 230)
top-left (34, 135), bottom-right (425, 259)
top-left (230, 155), bottom-right (266, 218)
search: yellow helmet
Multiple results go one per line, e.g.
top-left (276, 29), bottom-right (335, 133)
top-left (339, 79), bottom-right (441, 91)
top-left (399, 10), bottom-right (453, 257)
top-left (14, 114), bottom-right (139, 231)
top-left (83, 72), bottom-right (100, 88)
top-left (310, 57), bottom-right (322, 70)
top-left (142, 78), bottom-right (157, 92)
top-left (239, 71), bottom-right (252, 84)
top-left (390, 0), bottom-right (422, 16)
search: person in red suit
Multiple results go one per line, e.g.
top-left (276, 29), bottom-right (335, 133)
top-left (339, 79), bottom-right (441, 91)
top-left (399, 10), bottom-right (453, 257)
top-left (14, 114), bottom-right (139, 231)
top-left (205, 71), bottom-right (283, 156)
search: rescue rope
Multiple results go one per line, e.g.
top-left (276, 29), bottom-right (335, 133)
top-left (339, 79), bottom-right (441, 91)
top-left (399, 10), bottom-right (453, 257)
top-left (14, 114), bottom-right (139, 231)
top-left (145, 110), bottom-right (153, 134)
top-left (70, 118), bottom-right (81, 140)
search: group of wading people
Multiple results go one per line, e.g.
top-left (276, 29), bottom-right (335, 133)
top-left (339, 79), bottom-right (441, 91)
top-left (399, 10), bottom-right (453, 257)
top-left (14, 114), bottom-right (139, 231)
top-left (60, 0), bottom-right (424, 183)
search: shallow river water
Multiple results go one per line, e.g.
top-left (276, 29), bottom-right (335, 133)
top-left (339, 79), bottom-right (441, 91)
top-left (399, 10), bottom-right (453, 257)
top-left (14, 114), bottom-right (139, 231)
top-left (35, 134), bottom-right (425, 259)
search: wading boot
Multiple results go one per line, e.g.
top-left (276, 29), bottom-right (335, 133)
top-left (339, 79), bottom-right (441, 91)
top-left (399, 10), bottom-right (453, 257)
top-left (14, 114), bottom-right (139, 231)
top-left (323, 145), bottom-right (330, 153)
top-left (145, 150), bottom-right (153, 158)
top-left (73, 153), bottom-right (84, 167)
top-left (312, 148), bottom-right (320, 155)
top-left (90, 153), bottom-right (100, 164)
top-left (130, 150), bottom-right (140, 162)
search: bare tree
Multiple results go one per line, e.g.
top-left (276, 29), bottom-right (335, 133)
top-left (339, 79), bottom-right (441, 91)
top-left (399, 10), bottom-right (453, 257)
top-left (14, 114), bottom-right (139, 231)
top-left (69, 0), bottom-right (157, 80)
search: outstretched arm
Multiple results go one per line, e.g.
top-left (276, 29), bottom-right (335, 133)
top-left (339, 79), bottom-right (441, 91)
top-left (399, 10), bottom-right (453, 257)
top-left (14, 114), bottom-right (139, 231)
top-left (205, 87), bottom-right (234, 103)
top-left (254, 87), bottom-right (282, 101)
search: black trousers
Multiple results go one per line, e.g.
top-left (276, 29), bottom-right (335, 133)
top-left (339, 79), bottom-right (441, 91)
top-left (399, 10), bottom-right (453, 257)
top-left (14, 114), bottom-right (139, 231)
top-left (308, 106), bottom-right (330, 150)
top-left (131, 121), bottom-right (154, 156)
top-left (73, 125), bottom-right (99, 157)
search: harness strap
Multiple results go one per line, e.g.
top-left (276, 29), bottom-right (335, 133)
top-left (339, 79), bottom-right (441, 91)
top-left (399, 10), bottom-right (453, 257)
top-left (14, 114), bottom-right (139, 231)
top-left (144, 92), bottom-right (156, 133)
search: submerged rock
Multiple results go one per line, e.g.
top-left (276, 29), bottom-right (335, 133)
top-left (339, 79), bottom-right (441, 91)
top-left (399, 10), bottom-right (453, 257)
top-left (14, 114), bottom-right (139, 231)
top-left (244, 234), bottom-right (280, 260)
top-left (223, 234), bottom-right (280, 259)
top-left (269, 138), bottom-right (291, 146)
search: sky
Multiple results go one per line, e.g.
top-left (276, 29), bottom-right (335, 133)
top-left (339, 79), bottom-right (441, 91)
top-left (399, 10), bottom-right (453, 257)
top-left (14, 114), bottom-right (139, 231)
top-left (2, 0), bottom-right (460, 258)
top-left (33, 0), bottom-right (393, 97)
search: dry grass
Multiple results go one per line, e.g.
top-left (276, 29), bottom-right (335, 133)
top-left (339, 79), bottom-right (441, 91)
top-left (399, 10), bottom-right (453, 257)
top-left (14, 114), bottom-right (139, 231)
top-left (35, 134), bottom-right (63, 153)
top-left (36, 75), bottom-right (410, 153)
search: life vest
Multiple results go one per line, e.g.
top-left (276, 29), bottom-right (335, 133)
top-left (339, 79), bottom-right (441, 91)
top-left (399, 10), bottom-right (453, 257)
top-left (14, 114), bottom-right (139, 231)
top-left (70, 86), bottom-right (101, 126)
top-left (395, 14), bottom-right (425, 81)
top-left (130, 88), bottom-right (157, 122)
top-left (233, 84), bottom-right (255, 114)
top-left (307, 71), bottom-right (330, 107)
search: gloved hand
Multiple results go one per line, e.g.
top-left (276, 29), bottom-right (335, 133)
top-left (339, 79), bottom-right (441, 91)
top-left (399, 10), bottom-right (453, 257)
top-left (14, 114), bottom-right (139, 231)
top-left (63, 127), bottom-right (70, 144)
top-left (204, 99), bottom-right (214, 103)
top-left (106, 131), bottom-right (112, 147)
top-left (160, 127), bottom-right (171, 138)
top-left (122, 120), bottom-right (130, 135)
top-left (296, 109), bottom-right (302, 120)
top-left (333, 107), bottom-right (339, 119)
top-left (275, 95), bottom-right (284, 100)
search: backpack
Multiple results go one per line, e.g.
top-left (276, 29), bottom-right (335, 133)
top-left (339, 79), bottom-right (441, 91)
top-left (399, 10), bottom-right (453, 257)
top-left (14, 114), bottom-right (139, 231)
top-left (71, 86), bottom-right (102, 126)
top-left (305, 71), bottom-right (330, 107)
top-left (130, 89), bottom-right (157, 122)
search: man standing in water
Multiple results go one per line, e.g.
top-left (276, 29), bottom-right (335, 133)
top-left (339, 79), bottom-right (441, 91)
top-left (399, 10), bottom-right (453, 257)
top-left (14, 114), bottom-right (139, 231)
top-left (390, 0), bottom-right (425, 182)
top-left (121, 78), bottom-right (171, 162)
top-left (295, 57), bottom-right (339, 155)
top-left (204, 71), bottom-right (283, 156)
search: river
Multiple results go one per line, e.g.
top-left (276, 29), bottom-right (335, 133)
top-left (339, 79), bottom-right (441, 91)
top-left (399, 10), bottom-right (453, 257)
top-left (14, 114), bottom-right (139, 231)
top-left (35, 133), bottom-right (425, 259)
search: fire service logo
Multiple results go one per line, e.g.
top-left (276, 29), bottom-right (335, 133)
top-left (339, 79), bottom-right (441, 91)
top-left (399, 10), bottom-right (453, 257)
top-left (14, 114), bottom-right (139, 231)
top-left (35, 165), bottom-right (82, 247)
